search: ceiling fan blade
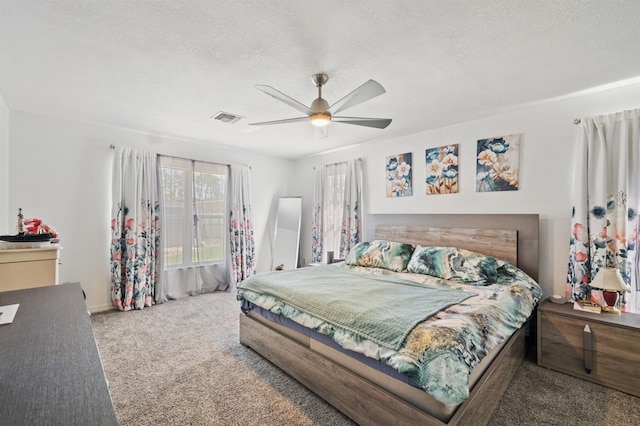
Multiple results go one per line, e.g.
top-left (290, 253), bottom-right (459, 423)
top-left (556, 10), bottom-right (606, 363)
top-left (249, 116), bottom-right (309, 126)
top-left (332, 116), bottom-right (392, 129)
top-left (329, 80), bottom-right (386, 115)
top-left (255, 85), bottom-right (312, 116)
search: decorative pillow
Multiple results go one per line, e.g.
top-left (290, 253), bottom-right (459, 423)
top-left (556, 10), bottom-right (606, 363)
top-left (345, 240), bottom-right (416, 272)
top-left (406, 246), bottom-right (457, 277)
top-left (407, 246), bottom-right (505, 284)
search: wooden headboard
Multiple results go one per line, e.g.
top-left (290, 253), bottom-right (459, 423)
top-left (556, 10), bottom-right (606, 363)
top-left (367, 214), bottom-right (539, 281)
top-left (375, 226), bottom-right (518, 265)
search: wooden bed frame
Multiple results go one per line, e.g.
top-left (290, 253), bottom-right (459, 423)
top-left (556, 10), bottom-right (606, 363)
top-left (240, 214), bottom-right (539, 425)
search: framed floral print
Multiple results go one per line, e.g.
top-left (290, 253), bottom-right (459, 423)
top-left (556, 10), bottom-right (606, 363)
top-left (476, 134), bottom-right (521, 192)
top-left (425, 144), bottom-right (458, 195)
top-left (386, 153), bottom-right (412, 197)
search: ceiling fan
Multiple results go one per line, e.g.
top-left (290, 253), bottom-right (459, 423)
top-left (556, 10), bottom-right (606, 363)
top-left (249, 73), bottom-right (392, 132)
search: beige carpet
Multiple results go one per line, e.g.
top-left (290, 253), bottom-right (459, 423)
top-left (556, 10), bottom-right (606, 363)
top-left (91, 291), bottom-right (640, 426)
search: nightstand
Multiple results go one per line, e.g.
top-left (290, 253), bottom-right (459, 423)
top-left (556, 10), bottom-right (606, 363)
top-left (537, 299), bottom-right (640, 397)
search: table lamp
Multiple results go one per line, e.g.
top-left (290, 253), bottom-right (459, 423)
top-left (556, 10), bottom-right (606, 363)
top-left (589, 267), bottom-right (631, 313)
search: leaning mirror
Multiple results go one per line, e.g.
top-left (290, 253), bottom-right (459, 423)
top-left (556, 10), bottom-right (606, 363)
top-left (271, 196), bottom-right (302, 270)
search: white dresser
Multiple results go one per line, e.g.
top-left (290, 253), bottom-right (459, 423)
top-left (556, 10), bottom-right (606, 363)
top-left (0, 246), bottom-right (61, 291)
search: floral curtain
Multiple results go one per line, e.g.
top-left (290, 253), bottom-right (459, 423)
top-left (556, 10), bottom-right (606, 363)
top-left (311, 158), bottom-right (363, 263)
top-left (340, 159), bottom-right (363, 258)
top-left (567, 108), bottom-right (640, 311)
top-left (311, 166), bottom-right (326, 263)
top-left (110, 147), bottom-right (160, 311)
top-left (228, 164), bottom-right (256, 288)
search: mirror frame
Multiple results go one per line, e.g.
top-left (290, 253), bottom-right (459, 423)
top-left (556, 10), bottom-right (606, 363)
top-left (271, 196), bottom-right (302, 270)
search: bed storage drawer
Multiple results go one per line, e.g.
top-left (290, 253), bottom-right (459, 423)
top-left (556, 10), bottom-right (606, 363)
top-left (537, 300), bottom-right (640, 397)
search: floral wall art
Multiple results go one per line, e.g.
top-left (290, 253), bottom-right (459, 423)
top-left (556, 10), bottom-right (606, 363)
top-left (475, 134), bottom-right (521, 192)
top-left (386, 153), bottom-right (412, 197)
top-left (425, 144), bottom-right (459, 195)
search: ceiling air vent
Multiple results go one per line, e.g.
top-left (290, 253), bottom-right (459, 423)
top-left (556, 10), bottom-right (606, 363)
top-left (211, 111), bottom-right (244, 124)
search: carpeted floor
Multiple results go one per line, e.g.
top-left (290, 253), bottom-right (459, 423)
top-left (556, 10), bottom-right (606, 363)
top-left (91, 291), bottom-right (640, 426)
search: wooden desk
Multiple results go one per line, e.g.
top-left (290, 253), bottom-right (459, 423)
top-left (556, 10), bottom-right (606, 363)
top-left (0, 283), bottom-right (117, 425)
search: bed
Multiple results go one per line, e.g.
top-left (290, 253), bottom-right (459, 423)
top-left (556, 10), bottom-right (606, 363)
top-left (238, 214), bottom-right (541, 425)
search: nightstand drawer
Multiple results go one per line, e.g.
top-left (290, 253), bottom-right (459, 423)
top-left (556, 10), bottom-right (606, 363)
top-left (537, 300), bottom-right (640, 398)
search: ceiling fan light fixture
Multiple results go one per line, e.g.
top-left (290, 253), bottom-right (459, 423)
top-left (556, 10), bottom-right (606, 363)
top-left (250, 73), bottom-right (391, 131)
top-left (309, 111), bottom-right (331, 127)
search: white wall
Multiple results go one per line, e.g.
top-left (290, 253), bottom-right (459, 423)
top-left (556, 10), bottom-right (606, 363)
top-left (292, 82), bottom-right (640, 300)
top-left (5, 82), bottom-right (639, 310)
top-left (0, 92), bottom-right (8, 232)
top-left (6, 111), bottom-right (294, 311)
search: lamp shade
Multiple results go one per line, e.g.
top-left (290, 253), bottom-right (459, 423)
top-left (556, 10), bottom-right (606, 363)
top-left (589, 268), bottom-right (631, 292)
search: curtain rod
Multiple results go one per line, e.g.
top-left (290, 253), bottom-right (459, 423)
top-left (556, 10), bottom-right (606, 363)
top-left (574, 118), bottom-right (581, 125)
top-left (313, 157), bottom-right (362, 170)
top-left (110, 144), bottom-right (203, 163)
top-left (109, 145), bottom-right (251, 168)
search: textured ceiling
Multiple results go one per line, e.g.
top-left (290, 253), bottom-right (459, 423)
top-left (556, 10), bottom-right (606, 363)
top-left (1, 1), bottom-right (639, 159)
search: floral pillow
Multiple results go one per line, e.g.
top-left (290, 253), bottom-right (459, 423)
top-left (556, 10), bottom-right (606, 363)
top-left (345, 240), bottom-right (416, 272)
top-left (407, 246), bottom-right (505, 284)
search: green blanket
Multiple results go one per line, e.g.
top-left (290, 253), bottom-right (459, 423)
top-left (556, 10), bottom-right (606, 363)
top-left (238, 266), bottom-right (473, 350)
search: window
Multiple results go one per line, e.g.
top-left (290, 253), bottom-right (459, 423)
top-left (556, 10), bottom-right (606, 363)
top-left (323, 162), bottom-right (347, 256)
top-left (159, 156), bottom-right (228, 268)
top-left (312, 159), bottom-right (362, 263)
